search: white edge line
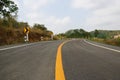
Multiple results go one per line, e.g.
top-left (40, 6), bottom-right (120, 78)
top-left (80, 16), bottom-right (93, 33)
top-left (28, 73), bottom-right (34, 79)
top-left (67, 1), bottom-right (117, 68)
top-left (84, 40), bottom-right (120, 53)
top-left (0, 41), bottom-right (54, 51)
top-left (0, 43), bottom-right (33, 51)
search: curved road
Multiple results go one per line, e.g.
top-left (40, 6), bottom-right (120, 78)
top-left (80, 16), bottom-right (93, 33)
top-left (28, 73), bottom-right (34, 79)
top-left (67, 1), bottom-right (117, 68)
top-left (62, 40), bottom-right (120, 80)
top-left (0, 40), bottom-right (120, 80)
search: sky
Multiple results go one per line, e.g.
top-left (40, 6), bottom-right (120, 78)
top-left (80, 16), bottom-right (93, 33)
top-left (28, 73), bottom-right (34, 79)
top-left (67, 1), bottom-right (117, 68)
top-left (13, 0), bottom-right (120, 34)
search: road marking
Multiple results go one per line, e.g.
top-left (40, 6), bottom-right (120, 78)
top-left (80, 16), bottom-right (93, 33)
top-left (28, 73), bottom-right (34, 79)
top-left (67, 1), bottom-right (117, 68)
top-left (0, 41), bottom-right (54, 51)
top-left (84, 40), bottom-right (120, 53)
top-left (0, 44), bottom-right (32, 51)
top-left (55, 41), bottom-right (68, 80)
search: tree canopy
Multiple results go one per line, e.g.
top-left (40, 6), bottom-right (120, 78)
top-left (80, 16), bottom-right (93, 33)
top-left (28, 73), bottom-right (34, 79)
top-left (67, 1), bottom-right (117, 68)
top-left (94, 29), bottom-right (99, 37)
top-left (0, 0), bottom-right (18, 18)
top-left (33, 24), bottom-right (47, 31)
top-left (65, 29), bottom-right (91, 38)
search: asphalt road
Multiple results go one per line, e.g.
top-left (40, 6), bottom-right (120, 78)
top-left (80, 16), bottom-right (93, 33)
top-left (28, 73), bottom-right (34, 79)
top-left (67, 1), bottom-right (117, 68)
top-left (0, 39), bottom-right (120, 80)
top-left (62, 39), bottom-right (120, 80)
top-left (0, 41), bottom-right (63, 80)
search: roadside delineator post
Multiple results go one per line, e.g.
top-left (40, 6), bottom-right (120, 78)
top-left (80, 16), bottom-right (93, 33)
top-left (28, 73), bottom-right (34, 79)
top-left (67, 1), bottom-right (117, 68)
top-left (24, 27), bottom-right (30, 42)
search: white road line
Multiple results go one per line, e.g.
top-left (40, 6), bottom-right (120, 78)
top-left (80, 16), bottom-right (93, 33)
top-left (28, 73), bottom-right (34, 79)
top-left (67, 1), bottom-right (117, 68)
top-left (0, 43), bottom-right (33, 51)
top-left (0, 41), bottom-right (54, 51)
top-left (84, 40), bottom-right (120, 53)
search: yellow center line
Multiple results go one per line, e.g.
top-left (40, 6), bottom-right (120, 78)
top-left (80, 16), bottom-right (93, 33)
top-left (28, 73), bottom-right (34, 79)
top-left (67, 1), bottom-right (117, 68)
top-left (55, 41), bottom-right (68, 80)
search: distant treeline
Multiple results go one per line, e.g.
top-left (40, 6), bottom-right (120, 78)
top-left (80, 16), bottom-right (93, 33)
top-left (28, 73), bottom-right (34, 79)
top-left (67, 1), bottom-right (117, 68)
top-left (57, 29), bottom-right (120, 39)
top-left (56, 29), bottom-right (120, 46)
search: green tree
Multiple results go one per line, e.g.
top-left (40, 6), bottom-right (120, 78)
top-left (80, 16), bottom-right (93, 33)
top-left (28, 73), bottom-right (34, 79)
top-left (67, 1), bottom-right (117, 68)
top-left (65, 29), bottom-right (89, 38)
top-left (0, 0), bottom-right (18, 18)
top-left (85, 32), bottom-right (91, 39)
top-left (94, 29), bottom-right (99, 37)
top-left (56, 33), bottom-right (66, 39)
top-left (79, 29), bottom-right (86, 38)
top-left (33, 24), bottom-right (47, 31)
top-left (97, 33), bottom-right (107, 39)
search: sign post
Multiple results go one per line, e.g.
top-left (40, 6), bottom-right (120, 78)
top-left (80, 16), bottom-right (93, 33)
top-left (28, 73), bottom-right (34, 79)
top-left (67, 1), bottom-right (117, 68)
top-left (51, 34), bottom-right (53, 40)
top-left (26, 33), bottom-right (29, 41)
top-left (24, 27), bottom-right (30, 42)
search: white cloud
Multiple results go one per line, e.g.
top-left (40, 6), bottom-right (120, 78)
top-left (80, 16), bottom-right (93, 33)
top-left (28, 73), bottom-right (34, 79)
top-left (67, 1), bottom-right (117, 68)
top-left (24, 13), bottom-right (71, 33)
top-left (71, 0), bottom-right (120, 30)
top-left (71, 0), bottom-right (95, 9)
top-left (14, 0), bottom-right (71, 33)
top-left (46, 16), bottom-right (71, 26)
top-left (86, 0), bottom-right (120, 26)
top-left (23, 0), bottom-right (55, 11)
top-left (25, 12), bottom-right (71, 27)
top-left (12, 0), bottom-right (120, 33)
top-left (71, 0), bottom-right (115, 9)
top-left (45, 16), bottom-right (71, 33)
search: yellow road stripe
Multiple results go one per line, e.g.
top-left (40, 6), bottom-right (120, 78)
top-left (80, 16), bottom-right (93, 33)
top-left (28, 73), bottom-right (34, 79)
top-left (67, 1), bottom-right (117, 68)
top-left (55, 41), bottom-right (68, 80)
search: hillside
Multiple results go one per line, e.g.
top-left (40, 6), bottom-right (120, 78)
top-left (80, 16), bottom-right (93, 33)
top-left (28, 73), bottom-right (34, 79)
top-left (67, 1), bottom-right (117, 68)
top-left (0, 18), bottom-right (58, 45)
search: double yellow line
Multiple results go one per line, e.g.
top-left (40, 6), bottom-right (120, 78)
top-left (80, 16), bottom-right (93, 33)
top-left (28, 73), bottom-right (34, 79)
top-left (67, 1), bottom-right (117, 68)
top-left (55, 41), bottom-right (68, 80)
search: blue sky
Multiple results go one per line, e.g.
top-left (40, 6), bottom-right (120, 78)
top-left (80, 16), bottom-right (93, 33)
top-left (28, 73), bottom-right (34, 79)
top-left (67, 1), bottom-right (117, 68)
top-left (13, 0), bottom-right (120, 34)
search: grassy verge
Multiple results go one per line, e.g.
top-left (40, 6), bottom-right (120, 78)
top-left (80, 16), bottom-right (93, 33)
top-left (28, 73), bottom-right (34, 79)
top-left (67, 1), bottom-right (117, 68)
top-left (90, 38), bottom-right (120, 46)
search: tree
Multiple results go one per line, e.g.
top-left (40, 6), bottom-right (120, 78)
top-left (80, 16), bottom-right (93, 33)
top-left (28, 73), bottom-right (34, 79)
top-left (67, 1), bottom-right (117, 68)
top-left (65, 29), bottom-right (89, 38)
top-left (79, 29), bottom-right (86, 38)
top-left (74, 29), bottom-right (81, 38)
top-left (33, 24), bottom-right (47, 31)
top-left (97, 33), bottom-right (107, 39)
top-left (0, 0), bottom-right (18, 18)
top-left (18, 22), bottom-right (29, 28)
top-left (94, 29), bottom-right (99, 37)
top-left (84, 32), bottom-right (91, 39)
top-left (56, 33), bottom-right (66, 39)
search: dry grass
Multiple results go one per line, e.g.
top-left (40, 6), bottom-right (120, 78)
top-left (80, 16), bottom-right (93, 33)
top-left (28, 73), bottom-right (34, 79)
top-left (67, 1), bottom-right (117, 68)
top-left (91, 38), bottom-right (120, 46)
